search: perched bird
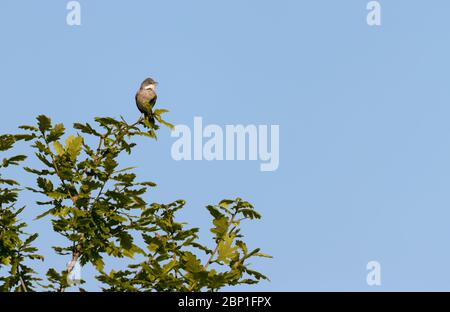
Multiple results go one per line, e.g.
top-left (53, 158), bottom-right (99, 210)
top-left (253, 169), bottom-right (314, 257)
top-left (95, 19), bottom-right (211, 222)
top-left (135, 78), bottom-right (158, 118)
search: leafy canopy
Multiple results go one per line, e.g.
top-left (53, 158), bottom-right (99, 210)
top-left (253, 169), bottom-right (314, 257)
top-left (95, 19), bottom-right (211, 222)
top-left (0, 110), bottom-right (270, 292)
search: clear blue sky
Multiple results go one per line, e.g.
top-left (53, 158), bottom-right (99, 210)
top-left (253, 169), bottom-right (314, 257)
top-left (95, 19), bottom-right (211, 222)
top-left (1, 0), bottom-right (450, 291)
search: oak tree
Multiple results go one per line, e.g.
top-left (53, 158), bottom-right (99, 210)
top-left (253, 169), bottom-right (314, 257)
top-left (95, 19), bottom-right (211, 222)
top-left (0, 110), bottom-right (270, 292)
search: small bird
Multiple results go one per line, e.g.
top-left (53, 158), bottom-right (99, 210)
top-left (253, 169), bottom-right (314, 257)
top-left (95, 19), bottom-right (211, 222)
top-left (135, 78), bottom-right (158, 118)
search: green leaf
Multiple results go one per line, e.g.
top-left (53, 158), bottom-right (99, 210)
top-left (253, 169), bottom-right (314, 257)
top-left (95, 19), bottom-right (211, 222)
top-left (119, 233), bottom-right (133, 251)
top-left (217, 234), bottom-right (238, 264)
top-left (183, 252), bottom-right (204, 273)
top-left (139, 181), bottom-right (157, 187)
top-left (239, 208), bottom-right (262, 220)
top-left (110, 214), bottom-right (128, 223)
top-left (113, 166), bottom-right (137, 174)
top-left (162, 259), bottom-right (177, 274)
top-left (73, 123), bottom-right (100, 136)
top-left (112, 173), bottom-right (136, 184)
top-left (35, 152), bottom-right (53, 167)
top-left (46, 268), bottom-right (61, 280)
top-left (95, 258), bottom-right (105, 272)
top-left (211, 217), bottom-right (229, 238)
top-left (24, 167), bottom-right (53, 176)
top-left (154, 109), bottom-right (169, 115)
top-left (47, 123), bottom-right (65, 142)
top-left (33, 141), bottom-right (51, 155)
top-left (18, 125), bottom-right (39, 132)
top-left (0, 178), bottom-right (19, 186)
top-left (47, 192), bottom-right (67, 200)
top-left (2, 155), bottom-right (27, 167)
top-left (219, 199), bottom-right (234, 209)
top-left (159, 119), bottom-right (175, 130)
top-left (37, 115), bottom-right (52, 133)
top-left (245, 269), bottom-right (270, 281)
top-left (95, 117), bottom-right (120, 127)
top-left (53, 141), bottom-right (64, 156)
top-left (236, 240), bottom-right (248, 255)
top-left (23, 233), bottom-right (39, 247)
top-left (104, 157), bottom-right (118, 174)
top-left (206, 205), bottom-right (225, 220)
top-left (37, 177), bottom-right (53, 192)
top-left (65, 135), bottom-right (83, 161)
top-left (0, 135), bottom-right (15, 151)
top-left (28, 254), bottom-right (44, 261)
top-left (34, 209), bottom-right (56, 220)
top-left (14, 133), bottom-right (37, 141)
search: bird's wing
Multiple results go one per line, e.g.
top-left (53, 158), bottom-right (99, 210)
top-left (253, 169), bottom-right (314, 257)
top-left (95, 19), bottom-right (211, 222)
top-left (150, 93), bottom-right (157, 107)
top-left (136, 90), bottom-right (157, 115)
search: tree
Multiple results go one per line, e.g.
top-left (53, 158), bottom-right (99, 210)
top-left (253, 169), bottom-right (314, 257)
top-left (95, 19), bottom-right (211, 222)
top-left (0, 135), bottom-right (43, 291)
top-left (0, 109), bottom-right (270, 292)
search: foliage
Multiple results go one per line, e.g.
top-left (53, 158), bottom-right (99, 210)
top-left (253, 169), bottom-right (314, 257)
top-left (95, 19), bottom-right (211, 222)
top-left (0, 110), bottom-right (270, 292)
top-left (0, 135), bottom-right (43, 291)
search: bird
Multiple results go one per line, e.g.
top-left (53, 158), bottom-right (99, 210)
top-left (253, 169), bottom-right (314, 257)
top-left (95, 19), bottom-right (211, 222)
top-left (135, 78), bottom-right (158, 119)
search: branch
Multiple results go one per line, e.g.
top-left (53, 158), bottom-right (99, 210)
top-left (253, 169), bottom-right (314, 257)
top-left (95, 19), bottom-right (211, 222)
top-left (17, 265), bottom-right (28, 292)
top-left (59, 250), bottom-right (80, 292)
top-left (188, 212), bottom-right (237, 292)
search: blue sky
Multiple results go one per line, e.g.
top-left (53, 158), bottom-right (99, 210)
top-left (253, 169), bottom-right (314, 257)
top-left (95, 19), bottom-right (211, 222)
top-left (1, 0), bottom-right (450, 291)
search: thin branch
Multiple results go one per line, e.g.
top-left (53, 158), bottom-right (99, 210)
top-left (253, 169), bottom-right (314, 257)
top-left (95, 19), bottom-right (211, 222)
top-left (188, 212), bottom-right (237, 292)
top-left (17, 265), bottom-right (28, 292)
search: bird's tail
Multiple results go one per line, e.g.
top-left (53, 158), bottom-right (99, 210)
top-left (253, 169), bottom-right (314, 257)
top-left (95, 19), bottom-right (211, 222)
top-left (141, 113), bottom-right (156, 128)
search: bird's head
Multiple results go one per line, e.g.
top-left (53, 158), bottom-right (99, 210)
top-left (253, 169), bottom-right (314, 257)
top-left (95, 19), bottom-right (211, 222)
top-left (140, 78), bottom-right (158, 91)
